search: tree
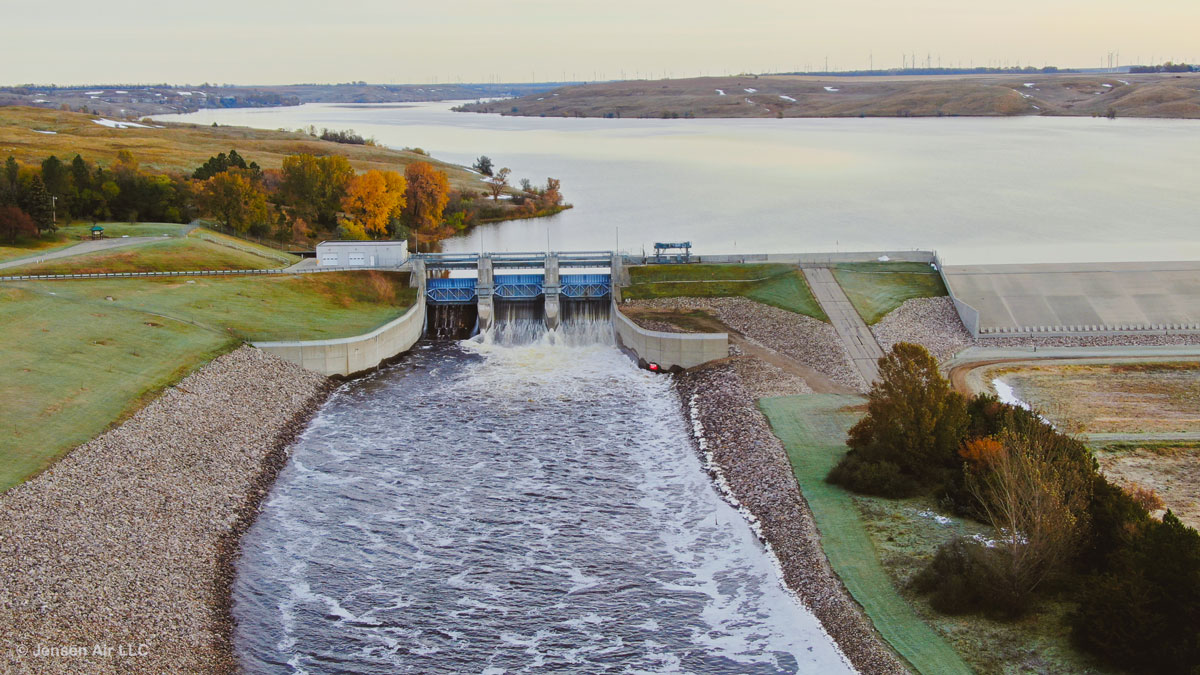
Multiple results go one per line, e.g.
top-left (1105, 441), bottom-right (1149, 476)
top-left (402, 161), bottom-right (450, 247)
top-left (472, 155), bottom-right (494, 176)
top-left (0, 205), bottom-right (36, 241)
top-left (542, 177), bottom-right (563, 206)
top-left (964, 417), bottom-right (1093, 609)
top-left (341, 170), bottom-right (406, 239)
top-left (40, 155), bottom-right (68, 196)
top-left (486, 167), bottom-right (511, 200)
top-left (197, 171), bottom-right (269, 233)
top-left (3, 156), bottom-right (18, 192)
top-left (1072, 511), bottom-right (1200, 671)
top-left (23, 176), bottom-right (55, 234)
top-left (828, 342), bottom-right (969, 496)
top-left (280, 154), bottom-right (353, 227)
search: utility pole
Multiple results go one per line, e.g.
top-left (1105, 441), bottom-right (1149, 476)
top-left (50, 195), bottom-right (56, 226)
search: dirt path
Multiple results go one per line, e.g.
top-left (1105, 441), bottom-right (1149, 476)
top-left (619, 306), bottom-right (857, 394)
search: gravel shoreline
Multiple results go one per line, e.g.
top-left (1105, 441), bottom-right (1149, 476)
top-left (675, 362), bottom-right (907, 674)
top-left (0, 346), bottom-right (333, 674)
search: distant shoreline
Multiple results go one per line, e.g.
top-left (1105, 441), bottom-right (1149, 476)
top-left (454, 72), bottom-right (1200, 120)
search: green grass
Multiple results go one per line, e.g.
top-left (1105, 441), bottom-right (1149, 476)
top-left (59, 221), bottom-right (190, 239)
top-left (855, 494), bottom-right (1117, 674)
top-left (0, 222), bottom-right (190, 264)
top-left (0, 271), bottom-right (415, 491)
top-left (830, 262), bottom-right (947, 325)
top-left (625, 263), bottom-right (827, 321)
top-left (758, 394), bottom-right (971, 675)
top-left (187, 227), bottom-right (300, 266)
top-left (0, 285), bottom-right (235, 491)
top-left (3, 237), bottom-right (290, 275)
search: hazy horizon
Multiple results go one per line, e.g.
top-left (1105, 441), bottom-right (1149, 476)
top-left (3, 0), bottom-right (1198, 87)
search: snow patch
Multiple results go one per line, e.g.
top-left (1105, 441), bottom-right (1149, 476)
top-left (31, 99), bottom-right (47, 103)
top-left (743, 88), bottom-right (757, 93)
top-left (918, 510), bottom-right (952, 525)
top-left (779, 95), bottom-right (796, 102)
top-left (31, 129), bottom-right (57, 135)
top-left (115, 90), bottom-right (128, 94)
top-left (823, 86), bottom-right (839, 92)
top-left (877, 255), bottom-right (890, 262)
top-left (1102, 83), bottom-right (1113, 88)
top-left (92, 118), bottom-right (157, 129)
top-left (714, 89), bottom-right (725, 96)
top-left (1024, 83), bottom-right (1036, 88)
top-left (1118, 79), bottom-right (1130, 85)
top-left (84, 90), bottom-right (103, 95)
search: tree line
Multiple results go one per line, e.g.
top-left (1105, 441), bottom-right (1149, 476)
top-left (0, 149), bottom-right (566, 248)
top-left (831, 343), bottom-right (1199, 672)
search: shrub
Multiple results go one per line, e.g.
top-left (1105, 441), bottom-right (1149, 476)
top-left (911, 537), bottom-right (1031, 617)
top-left (1072, 512), bottom-right (1200, 672)
top-left (827, 456), bottom-right (920, 498)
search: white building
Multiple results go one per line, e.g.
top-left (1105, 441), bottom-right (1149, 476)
top-left (315, 240), bottom-right (409, 268)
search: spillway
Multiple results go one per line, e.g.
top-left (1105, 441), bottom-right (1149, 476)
top-left (232, 314), bottom-right (851, 673)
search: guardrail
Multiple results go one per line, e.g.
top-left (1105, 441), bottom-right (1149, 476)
top-left (0, 266), bottom-right (404, 282)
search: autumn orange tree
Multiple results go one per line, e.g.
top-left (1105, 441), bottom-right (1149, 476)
top-left (402, 161), bottom-right (450, 249)
top-left (340, 170), bottom-right (406, 239)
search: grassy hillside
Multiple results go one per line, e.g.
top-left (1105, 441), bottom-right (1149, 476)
top-left (3, 237), bottom-right (294, 275)
top-left (0, 106), bottom-right (487, 191)
top-left (0, 271), bottom-right (415, 491)
top-left (459, 73), bottom-right (1200, 119)
top-left (831, 262), bottom-right (948, 324)
top-left (625, 263), bottom-right (827, 320)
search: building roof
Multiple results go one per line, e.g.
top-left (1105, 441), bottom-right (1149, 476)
top-left (316, 240), bottom-right (407, 247)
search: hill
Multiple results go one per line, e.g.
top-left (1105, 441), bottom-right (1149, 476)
top-left (456, 73), bottom-right (1200, 119)
top-left (0, 106), bottom-right (487, 191)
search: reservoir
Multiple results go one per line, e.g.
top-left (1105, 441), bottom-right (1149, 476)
top-left (159, 102), bottom-right (1200, 264)
top-left (233, 326), bottom-right (850, 673)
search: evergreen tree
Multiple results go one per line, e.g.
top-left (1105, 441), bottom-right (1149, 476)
top-left (23, 176), bottom-right (55, 234)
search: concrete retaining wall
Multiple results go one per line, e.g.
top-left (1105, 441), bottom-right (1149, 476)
top-left (253, 288), bottom-right (426, 377)
top-left (933, 252), bottom-right (981, 338)
top-left (611, 299), bottom-right (728, 370)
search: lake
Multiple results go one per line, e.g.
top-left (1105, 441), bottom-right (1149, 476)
top-left (157, 103), bottom-right (1200, 264)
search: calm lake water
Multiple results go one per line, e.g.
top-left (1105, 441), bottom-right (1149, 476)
top-left (158, 102), bottom-right (1200, 265)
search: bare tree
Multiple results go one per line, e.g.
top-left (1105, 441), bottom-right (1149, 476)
top-left (486, 167), bottom-right (511, 200)
top-left (965, 416), bottom-right (1092, 605)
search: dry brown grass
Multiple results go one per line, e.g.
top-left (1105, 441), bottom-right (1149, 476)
top-left (0, 107), bottom-right (486, 191)
top-left (1095, 444), bottom-right (1200, 530)
top-left (987, 361), bottom-right (1200, 434)
top-left (459, 73), bottom-right (1200, 119)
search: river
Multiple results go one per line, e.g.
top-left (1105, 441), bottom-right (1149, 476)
top-left (234, 324), bottom-right (850, 673)
top-left (158, 101), bottom-right (1200, 264)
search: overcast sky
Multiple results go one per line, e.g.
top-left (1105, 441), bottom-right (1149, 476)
top-left (4, 0), bottom-right (1198, 85)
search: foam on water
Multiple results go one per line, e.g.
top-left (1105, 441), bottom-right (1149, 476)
top-left (233, 322), bottom-right (851, 673)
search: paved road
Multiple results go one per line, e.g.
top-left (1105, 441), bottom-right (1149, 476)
top-left (803, 267), bottom-right (884, 385)
top-left (0, 237), bottom-right (163, 271)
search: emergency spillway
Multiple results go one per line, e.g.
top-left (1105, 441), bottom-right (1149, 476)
top-left (232, 319), bottom-right (852, 673)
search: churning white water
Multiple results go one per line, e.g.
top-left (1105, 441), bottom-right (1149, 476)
top-left (232, 317), bottom-right (851, 673)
